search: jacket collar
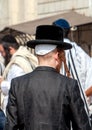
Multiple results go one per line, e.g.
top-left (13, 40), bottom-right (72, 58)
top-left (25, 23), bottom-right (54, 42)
top-left (35, 66), bottom-right (57, 72)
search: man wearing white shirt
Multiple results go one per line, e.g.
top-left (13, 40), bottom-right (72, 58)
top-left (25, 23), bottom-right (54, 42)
top-left (0, 35), bottom-right (38, 114)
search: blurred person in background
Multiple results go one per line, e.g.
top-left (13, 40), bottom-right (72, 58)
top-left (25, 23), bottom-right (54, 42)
top-left (0, 52), bottom-right (5, 75)
top-left (0, 52), bottom-right (6, 130)
top-left (0, 34), bottom-right (38, 114)
top-left (53, 18), bottom-right (92, 115)
top-left (0, 49), bottom-right (6, 130)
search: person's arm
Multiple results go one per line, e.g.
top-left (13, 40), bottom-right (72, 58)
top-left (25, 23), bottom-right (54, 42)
top-left (1, 64), bottom-right (25, 96)
top-left (4, 78), bottom-right (19, 130)
top-left (0, 81), bottom-right (10, 96)
top-left (69, 80), bottom-right (92, 130)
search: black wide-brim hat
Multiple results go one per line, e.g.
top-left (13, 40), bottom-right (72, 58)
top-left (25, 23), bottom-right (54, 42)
top-left (27, 25), bottom-right (72, 50)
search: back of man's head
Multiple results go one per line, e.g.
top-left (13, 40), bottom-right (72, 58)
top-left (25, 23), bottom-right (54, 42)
top-left (2, 35), bottom-right (17, 43)
top-left (1, 34), bottom-right (19, 50)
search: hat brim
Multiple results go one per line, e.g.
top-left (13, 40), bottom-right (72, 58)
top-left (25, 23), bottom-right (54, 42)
top-left (27, 40), bottom-right (72, 50)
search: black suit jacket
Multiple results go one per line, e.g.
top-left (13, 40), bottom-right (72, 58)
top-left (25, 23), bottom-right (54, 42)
top-left (4, 66), bottom-right (91, 130)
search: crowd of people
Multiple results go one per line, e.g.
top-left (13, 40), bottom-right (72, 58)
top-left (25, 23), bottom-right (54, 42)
top-left (0, 19), bottom-right (92, 130)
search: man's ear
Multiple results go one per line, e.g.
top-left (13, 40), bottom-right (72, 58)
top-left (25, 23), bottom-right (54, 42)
top-left (54, 51), bottom-right (59, 63)
top-left (54, 51), bottom-right (58, 59)
top-left (9, 46), bottom-right (15, 55)
top-left (9, 46), bottom-right (12, 50)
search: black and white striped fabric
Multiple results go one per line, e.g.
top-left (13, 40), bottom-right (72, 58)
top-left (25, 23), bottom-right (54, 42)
top-left (60, 38), bottom-right (92, 121)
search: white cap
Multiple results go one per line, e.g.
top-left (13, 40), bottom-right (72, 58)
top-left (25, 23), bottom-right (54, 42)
top-left (35, 44), bottom-right (57, 55)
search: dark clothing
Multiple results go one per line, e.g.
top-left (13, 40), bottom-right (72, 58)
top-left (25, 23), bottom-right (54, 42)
top-left (0, 108), bottom-right (6, 130)
top-left (5, 66), bottom-right (91, 130)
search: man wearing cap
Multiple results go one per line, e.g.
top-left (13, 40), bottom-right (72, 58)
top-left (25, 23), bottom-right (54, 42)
top-left (53, 18), bottom-right (92, 90)
top-left (4, 25), bottom-right (91, 130)
top-left (53, 18), bottom-right (92, 113)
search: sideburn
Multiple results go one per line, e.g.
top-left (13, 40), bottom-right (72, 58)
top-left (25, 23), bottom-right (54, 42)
top-left (4, 49), bottom-right (11, 66)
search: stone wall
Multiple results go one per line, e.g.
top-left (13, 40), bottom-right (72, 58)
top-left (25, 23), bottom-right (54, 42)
top-left (0, 0), bottom-right (92, 31)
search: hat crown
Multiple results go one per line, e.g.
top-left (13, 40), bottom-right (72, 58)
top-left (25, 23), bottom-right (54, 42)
top-left (36, 25), bottom-right (64, 41)
top-left (53, 19), bottom-right (70, 29)
top-left (27, 25), bottom-right (72, 50)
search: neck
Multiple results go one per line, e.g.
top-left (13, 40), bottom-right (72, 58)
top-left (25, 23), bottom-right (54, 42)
top-left (38, 60), bottom-right (56, 68)
top-left (37, 49), bottom-right (61, 73)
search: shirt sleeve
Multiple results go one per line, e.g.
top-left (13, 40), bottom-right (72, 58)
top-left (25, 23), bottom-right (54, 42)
top-left (1, 64), bottom-right (26, 96)
top-left (1, 81), bottom-right (10, 95)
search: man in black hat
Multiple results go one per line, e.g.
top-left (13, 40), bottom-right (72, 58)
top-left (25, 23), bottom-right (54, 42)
top-left (4, 25), bottom-right (91, 130)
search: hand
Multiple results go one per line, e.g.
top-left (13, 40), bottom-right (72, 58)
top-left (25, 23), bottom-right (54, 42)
top-left (0, 76), bottom-right (3, 84)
